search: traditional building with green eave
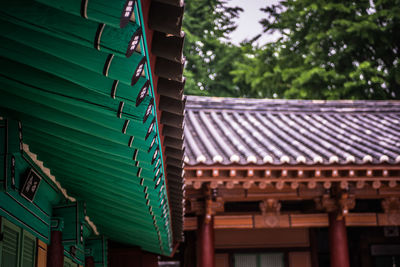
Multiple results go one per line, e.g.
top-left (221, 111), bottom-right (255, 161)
top-left (0, 0), bottom-right (186, 266)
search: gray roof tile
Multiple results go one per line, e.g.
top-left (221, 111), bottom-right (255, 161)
top-left (184, 96), bottom-right (400, 165)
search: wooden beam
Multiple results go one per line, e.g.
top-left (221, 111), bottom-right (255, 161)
top-left (183, 212), bottom-right (400, 230)
top-left (214, 215), bottom-right (253, 229)
top-left (345, 213), bottom-right (378, 226)
top-left (291, 214), bottom-right (329, 227)
top-left (186, 177), bottom-right (400, 183)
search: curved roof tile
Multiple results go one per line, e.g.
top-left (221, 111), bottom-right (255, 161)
top-left (184, 96), bottom-right (400, 165)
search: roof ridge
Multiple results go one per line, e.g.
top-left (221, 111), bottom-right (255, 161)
top-left (185, 95), bottom-right (400, 113)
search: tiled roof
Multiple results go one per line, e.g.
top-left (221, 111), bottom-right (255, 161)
top-left (184, 96), bottom-right (400, 166)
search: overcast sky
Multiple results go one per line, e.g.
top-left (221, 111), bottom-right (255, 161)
top-left (226, 0), bottom-right (281, 45)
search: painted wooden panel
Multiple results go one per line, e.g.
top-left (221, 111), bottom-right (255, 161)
top-left (290, 214), bottom-right (328, 227)
top-left (234, 254), bottom-right (257, 267)
top-left (184, 217), bottom-right (197, 231)
top-left (377, 213), bottom-right (400, 226)
top-left (254, 215), bottom-right (290, 228)
top-left (86, 237), bottom-right (108, 267)
top-left (37, 240), bottom-right (47, 267)
top-left (259, 254), bottom-right (285, 267)
top-left (289, 252), bottom-right (311, 267)
top-left (185, 212), bottom-right (400, 231)
top-left (346, 213), bottom-right (377, 226)
top-left (215, 215), bottom-right (253, 229)
top-left (216, 253), bottom-right (229, 267)
top-left (215, 228), bottom-right (309, 249)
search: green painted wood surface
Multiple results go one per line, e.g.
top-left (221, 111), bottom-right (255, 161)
top-left (0, 30), bottom-right (144, 86)
top-left (24, 137), bottom-right (158, 179)
top-left (0, 0), bottom-right (173, 254)
top-left (0, 58), bottom-right (151, 120)
top-left (0, 37), bottom-right (145, 92)
top-left (0, 89), bottom-right (156, 148)
top-left (0, 1), bottom-right (140, 58)
top-left (53, 203), bottom-right (86, 265)
top-left (23, 128), bottom-right (158, 170)
top-left (0, 123), bottom-right (63, 243)
top-left (85, 237), bottom-right (108, 267)
top-left (35, 0), bottom-right (133, 28)
top-left (1, 219), bottom-right (21, 267)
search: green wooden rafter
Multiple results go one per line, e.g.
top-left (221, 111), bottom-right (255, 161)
top-left (0, 0), bottom-right (172, 254)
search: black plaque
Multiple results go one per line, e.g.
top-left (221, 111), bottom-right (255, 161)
top-left (371, 244), bottom-right (400, 256)
top-left (20, 169), bottom-right (41, 202)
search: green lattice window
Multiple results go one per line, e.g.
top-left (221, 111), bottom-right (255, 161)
top-left (234, 253), bottom-right (284, 267)
top-left (63, 256), bottom-right (78, 267)
top-left (0, 218), bottom-right (36, 267)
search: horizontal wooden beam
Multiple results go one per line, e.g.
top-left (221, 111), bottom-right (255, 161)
top-left (184, 213), bottom-right (400, 231)
top-left (186, 177), bottom-right (400, 183)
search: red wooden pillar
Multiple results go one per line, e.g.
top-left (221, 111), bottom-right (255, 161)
top-left (309, 228), bottom-right (319, 267)
top-left (85, 256), bottom-right (95, 267)
top-left (47, 230), bottom-right (64, 267)
top-left (142, 252), bottom-right (158, 267)
top-left (197, 215), bottom-right (215, 267)
top-left (329, 213), bottom-right (350, 267)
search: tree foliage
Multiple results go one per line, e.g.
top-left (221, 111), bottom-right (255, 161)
top-left (231, 0), bottom-right (400, 99)
top-left (182, 0), bottom-right (245, 96)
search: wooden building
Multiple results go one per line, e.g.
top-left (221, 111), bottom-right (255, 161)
top-left (183, 96), bottom-right (400, 267)
top-left (0, 0), bottom-right (186, 266)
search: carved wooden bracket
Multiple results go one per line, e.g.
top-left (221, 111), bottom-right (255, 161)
top-left (260, 199), bottom-right (281, 214)
top-left (190, 200), bottom-right (204, 215)
top-left (205, 198), bottom-right (213, 223)
top-left (204, 198), bottom-right (225, 223)
top-left (315, 192), bottom-right (355, 219)
top-left (259, 199), bottom-right (281, 227)
top-left (338, 192), bottom-right (356, 218)
top-left (190, 198), bottom-right (225, 218)
top-left (382, 197), bottom-right (400, 213)
top-left (382, 197), bottom-right (400, 225)
top-left (211, 198), bottom-right (225, 213)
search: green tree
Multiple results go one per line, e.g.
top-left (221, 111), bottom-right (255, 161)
top-left (182, 0), bottom-right (245, 96)
top-left (232, 0), bottom-right (400, 99)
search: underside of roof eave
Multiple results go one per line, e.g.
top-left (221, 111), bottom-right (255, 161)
top-left (0, 0), bottom-right (183, 255)
top-left (142, 0), bottom-right (187, 247)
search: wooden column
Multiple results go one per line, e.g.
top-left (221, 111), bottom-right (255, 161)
top-left (183, 231), bottom-right (197, 267)
top-left (197, 215), bottom-right (215, 267)
top-left (47, 230), bottom-right (64, 267)
top-left (108, 247), bottom-right (142, 267)
top-left (142, 252), bottom-right (158, 267)
top-left (85, 256), bottom-right (95, 267)
top-left (309, 229), bottom-right (319, 267)
top-left (329, 213), bottom-right (350, 267)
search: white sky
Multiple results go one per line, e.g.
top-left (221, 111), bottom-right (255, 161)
top-left (226, 0), bottom-right (281, 45)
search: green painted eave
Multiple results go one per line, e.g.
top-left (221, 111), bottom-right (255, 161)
top-left (0, 0), bottom-right (172, 254)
